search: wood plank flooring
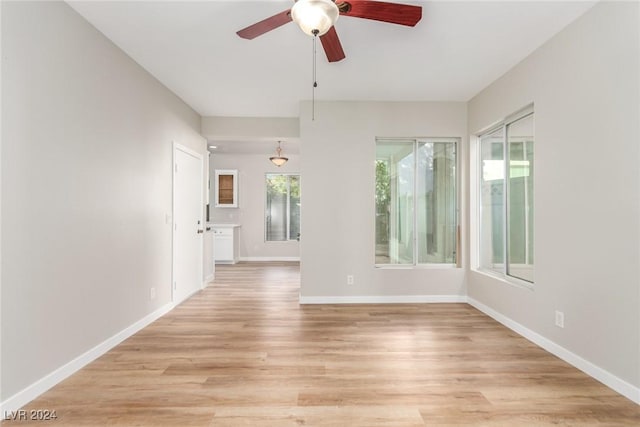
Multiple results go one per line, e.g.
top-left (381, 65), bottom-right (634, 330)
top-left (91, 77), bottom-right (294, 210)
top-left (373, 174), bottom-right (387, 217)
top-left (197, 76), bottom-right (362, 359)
top-left (7, 262), bottom-right (639, 426)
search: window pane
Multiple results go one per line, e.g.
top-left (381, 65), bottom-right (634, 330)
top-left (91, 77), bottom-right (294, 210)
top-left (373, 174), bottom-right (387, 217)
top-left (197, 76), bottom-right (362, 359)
top-left (478, 110), bottom-right (534, 283)
top-left (480, 129), bottom-right (505, 273)
top-left (289, 175), bottom-right (301, 240)
top-left (416, 141), bottom-right (457, 263)
top-left (266, 174), bottom-right (301, 242)
top-left (266, 175), bottom-right (288, 241)
top-left (507, 114), bottom-right (534, 282)
top-left (375, 141), bottom-right (414, 264)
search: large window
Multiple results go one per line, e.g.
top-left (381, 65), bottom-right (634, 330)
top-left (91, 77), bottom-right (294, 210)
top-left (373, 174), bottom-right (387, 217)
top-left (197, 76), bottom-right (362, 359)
top-left (375, 138), bottom-right (458, 266)
top-left (479, 108), bottom-right (534, 283)
top-left (265, 174), bottom-right (300, 241)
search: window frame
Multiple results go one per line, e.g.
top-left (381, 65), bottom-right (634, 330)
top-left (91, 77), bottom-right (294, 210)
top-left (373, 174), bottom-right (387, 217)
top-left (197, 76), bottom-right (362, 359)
top-left (264, 173), bottom-right (301, 243)
top-left (374, 137), bottom-right (460, 269)
top-left (476, 105), bottom-right (534, 287)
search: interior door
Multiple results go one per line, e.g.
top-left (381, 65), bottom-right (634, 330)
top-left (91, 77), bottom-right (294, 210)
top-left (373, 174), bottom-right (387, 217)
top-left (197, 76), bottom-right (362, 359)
top-left (173, 144), bottom-right (203, 304)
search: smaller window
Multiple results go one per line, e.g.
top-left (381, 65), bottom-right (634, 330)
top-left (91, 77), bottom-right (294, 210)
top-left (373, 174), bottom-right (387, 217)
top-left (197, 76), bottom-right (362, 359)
top-left (265, 174), bottom-right (300, 242)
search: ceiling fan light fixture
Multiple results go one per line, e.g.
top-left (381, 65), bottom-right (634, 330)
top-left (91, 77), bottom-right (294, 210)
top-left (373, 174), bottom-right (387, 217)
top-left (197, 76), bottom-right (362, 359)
top-left (291, 0), bottom-right (339, 37)
top-left (270, 141), bottom-right (289, 167)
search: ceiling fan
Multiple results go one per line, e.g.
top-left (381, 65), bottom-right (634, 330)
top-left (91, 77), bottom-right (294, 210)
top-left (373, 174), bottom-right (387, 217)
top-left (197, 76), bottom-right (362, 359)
top-left (237, 0), bottom-right (422, 63)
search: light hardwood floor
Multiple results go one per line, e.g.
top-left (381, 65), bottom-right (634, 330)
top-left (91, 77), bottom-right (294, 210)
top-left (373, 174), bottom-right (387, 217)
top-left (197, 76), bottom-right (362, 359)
top-left (7, 262), bottom-right (639, 426)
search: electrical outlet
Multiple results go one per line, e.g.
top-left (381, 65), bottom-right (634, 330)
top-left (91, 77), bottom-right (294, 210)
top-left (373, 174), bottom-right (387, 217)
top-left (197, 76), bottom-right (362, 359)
top-left (150, 287), bottom-right (156, 300)
top-left (347, 275), bottom-right (354, 285)
top-left (555, 310), bottom-right (564, 328)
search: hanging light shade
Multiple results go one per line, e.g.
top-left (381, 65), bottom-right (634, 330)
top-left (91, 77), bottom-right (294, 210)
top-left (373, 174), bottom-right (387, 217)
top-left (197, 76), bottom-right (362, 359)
top-left (291, 0), bottom-right (339, 37)
top-left (270, 141), bottom-right (289, 167)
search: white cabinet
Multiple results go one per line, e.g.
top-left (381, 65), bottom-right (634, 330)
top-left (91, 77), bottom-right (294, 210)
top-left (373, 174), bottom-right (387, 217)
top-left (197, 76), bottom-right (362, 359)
top-left (213, 224), bottom-right (240, 264)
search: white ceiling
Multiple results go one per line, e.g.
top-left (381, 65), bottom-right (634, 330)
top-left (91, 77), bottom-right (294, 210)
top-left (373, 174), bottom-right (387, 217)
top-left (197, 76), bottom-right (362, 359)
top-left (68, 0), bottom-right (595, 119)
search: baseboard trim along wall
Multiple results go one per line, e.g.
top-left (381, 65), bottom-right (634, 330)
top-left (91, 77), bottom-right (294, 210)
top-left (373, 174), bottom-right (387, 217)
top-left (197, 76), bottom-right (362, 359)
top-left (239, 257), bottom-right (300, 262)
top-left (299, 295), bottom-right (467, 304)
top-left (0, 302), bottom-right (175, 415)
top-left (467, 297), bottom-right (640, 405)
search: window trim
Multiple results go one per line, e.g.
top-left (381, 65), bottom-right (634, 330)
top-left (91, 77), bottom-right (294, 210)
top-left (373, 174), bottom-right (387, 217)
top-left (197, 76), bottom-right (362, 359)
top-left (374, 137), bottom-right (461, 269)
top-left (475, 104), bottom-right (534, 287)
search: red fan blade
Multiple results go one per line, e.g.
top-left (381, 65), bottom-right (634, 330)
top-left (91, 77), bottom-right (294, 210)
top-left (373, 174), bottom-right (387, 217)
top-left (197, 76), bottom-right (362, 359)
top-left (320, 26), bottom-right (346, 62)
top-left (338, 1), bottom-right (422, 27)
top-left (236, 10), bottom-right (293, 39)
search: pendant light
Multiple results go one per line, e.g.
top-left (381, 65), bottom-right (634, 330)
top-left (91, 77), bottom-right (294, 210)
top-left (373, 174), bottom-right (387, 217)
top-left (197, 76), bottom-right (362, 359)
top-left (270, 141), bottom-right (288, 167)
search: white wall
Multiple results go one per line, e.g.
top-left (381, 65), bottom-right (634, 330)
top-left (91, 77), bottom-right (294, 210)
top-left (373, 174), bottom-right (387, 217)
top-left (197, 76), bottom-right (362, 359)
top-left (467, 1), bottom-right (639, 394)
top-left (202, 116), bottom-right (299, 141)
top-left (1, 1), bottom-right (205, 402)
top-left (210, 153), bottom-right (300, 260)
top-left (299, 101), bottom-right (468, 301)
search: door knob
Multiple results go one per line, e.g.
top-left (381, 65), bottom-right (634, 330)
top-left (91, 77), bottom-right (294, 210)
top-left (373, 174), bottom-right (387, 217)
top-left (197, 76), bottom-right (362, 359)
top-left (197, 229), bottom-right (204, 234)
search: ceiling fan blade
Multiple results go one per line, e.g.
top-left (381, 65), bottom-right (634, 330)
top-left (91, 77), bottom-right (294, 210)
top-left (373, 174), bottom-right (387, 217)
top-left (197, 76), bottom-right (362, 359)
top-left (320, 26), bottom-right (346, 62)
top-left (338, 1), bottom-right (422, 27)
top-left (236, 10), bottom-right (292, 39)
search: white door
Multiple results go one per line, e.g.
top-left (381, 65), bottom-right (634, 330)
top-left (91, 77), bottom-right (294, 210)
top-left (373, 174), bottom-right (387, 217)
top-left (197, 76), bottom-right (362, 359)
top-left (173, 144), bottom-right (203, 304)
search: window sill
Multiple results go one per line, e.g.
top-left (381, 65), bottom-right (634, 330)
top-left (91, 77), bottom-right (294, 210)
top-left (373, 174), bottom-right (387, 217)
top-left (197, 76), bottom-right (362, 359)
top-left (375, 264), bottom-right (460, 270)
top-left (472, 268), bottom-right (534, 291)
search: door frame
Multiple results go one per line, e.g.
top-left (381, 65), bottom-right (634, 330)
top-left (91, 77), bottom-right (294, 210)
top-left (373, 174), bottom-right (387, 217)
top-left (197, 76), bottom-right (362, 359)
top-left (172, 142), bottom-right (204, 304)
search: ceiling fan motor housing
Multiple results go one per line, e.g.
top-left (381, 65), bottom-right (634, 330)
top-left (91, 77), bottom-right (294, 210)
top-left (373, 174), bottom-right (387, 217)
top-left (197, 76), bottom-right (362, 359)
top-left (291, 0), bottom-right (340, 36)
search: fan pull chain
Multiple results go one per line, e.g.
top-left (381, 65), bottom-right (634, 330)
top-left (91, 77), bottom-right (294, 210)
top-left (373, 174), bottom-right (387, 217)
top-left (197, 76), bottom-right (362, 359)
top-left (312, 29), bottom-right (319, 121)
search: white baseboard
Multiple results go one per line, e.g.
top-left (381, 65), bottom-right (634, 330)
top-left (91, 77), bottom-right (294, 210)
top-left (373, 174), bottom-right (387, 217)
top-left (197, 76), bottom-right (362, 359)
top-left (239, 257), bottom-right (300, 262)
top-left (299, 295), bottom-right (467, 304)
top-left (0, 302), bottom-right (175, 414)
top-left (467, 297), bottom-right (640, 405)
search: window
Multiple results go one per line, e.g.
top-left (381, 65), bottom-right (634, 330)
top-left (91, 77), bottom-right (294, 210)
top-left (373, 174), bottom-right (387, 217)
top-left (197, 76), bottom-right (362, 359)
top-left (479, 108), bottom-right (534, 283)
top-left (375, 138), bottom-right (458, 266)
top-left (265, 174), bottom-right (300, 241)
